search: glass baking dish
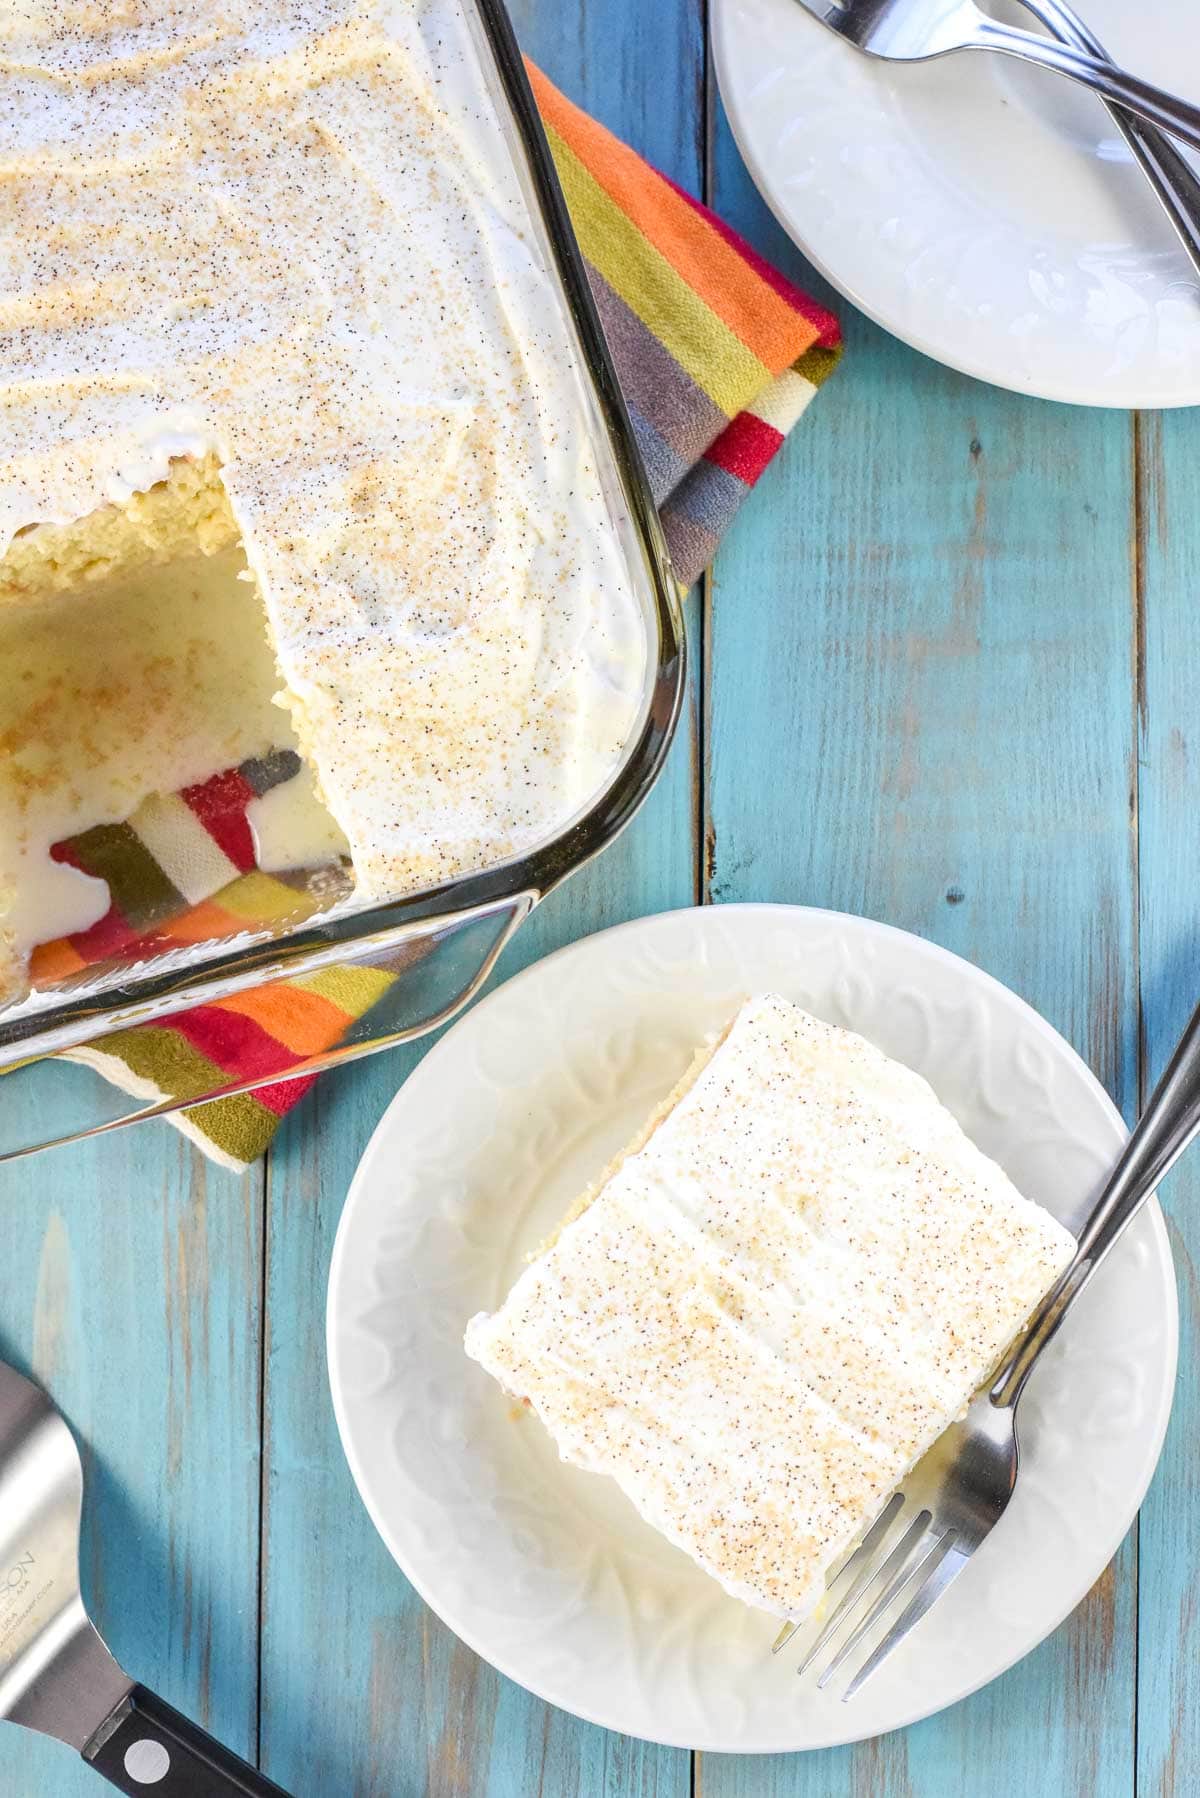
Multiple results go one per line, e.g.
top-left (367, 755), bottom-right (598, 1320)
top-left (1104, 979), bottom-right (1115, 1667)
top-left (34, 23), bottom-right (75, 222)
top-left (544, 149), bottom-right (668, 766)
top-left (0, 0), bottom-right (685, 1161)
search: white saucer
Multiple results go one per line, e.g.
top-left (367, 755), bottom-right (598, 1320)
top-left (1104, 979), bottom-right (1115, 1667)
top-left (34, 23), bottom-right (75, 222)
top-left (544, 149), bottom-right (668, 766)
top-left (712, 0), bottom-right (1200, 405)
top-left (327, 905), bottom-right (1176, 1751)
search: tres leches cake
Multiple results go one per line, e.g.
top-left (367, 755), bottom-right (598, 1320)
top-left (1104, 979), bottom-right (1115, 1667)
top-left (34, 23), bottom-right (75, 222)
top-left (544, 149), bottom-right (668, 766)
top-left (0, 0), bottom-right (647, 1004)
top-left (465, 994), bottom-right (1077, 1621)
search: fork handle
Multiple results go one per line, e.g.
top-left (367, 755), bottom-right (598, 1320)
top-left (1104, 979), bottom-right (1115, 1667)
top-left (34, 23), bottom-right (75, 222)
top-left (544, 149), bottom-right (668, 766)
top-left (993, 997), bottom-right (1200, 1410)
top-left (1109, 117), bottom-right (1200, 279)
top-left (975, 22), bottom-right (1200, 155)
top-left (1019, 0), bottom-right (1200, 282)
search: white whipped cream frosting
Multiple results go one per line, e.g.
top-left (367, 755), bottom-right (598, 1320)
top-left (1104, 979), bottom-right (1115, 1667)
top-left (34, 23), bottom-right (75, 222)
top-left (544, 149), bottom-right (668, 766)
top-left (0, 0), bottom-right (649, 901)
top-left (466, 995), bottom-right (1077, 1621)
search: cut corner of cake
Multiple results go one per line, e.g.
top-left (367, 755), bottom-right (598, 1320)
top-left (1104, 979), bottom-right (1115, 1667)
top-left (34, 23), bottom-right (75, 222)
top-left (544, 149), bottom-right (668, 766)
top-left (0, 452), bottom-right (238, 610)
top-left (464, 991), bottom-right (1077, 1623)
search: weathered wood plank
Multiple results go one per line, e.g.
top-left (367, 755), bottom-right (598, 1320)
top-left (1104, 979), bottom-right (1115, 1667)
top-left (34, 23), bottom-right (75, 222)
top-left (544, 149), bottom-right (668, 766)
top-left (1134, 406), bottom-right (1200, 1798)
top-left (0, 1064), bottom-right (263, 1797)
top-left (257, 5), bottom-right (704, 1793)
top-left (700, 91), bottom-right (1138, 1798)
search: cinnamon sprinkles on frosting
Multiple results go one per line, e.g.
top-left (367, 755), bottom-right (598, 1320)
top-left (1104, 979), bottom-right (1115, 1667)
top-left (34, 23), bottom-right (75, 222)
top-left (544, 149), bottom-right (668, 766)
top-left (0, 0), bottom-right (647, 909)
top-left (466, 995), bottom-right (1076, 1620)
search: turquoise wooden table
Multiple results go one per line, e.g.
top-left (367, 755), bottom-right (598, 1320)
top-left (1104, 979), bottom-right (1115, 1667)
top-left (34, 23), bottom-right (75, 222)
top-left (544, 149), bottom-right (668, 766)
top-left (2, 5), bottom-right (1198, 1794)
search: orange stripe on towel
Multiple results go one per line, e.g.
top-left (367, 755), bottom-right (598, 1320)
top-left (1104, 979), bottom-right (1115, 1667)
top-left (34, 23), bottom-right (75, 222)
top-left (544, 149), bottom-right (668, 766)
top-left (526, 62), bottom-right (817, 372)
top-left (29, 937), bottom-right (88, 986)
top-left (217, 982), bottom-right (352, 1058)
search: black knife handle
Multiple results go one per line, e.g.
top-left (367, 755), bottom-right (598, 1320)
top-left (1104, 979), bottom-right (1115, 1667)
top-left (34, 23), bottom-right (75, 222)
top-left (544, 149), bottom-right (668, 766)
top-left (82, 1685), bottom-right (291, 1797)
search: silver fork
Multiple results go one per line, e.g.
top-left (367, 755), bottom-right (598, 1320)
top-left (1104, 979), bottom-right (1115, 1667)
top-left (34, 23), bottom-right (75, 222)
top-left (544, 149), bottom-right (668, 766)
top-left (776, 994), bottom-right (1200, 1699)
top-left (789, 0), bottom-right (1200, 153)
top-left (1019, 0), bottom-right (1200, 280)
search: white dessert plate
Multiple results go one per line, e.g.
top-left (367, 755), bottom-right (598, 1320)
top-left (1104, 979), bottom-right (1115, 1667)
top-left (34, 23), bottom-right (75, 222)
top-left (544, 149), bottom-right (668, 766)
top-left (327, 904), bottom-right (1177, 1752)
top-left (711, 0), bottom-right (1200, 406)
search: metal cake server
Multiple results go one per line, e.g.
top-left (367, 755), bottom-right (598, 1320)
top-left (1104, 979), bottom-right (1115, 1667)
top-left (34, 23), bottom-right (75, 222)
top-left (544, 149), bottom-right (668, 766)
top-left (777, 994), bottom-right (1200, 1698)
top-left (0, 1356), bottom-right (288, 1794)
top-left (788, 0), bottom-right (1200, 153)
top-left (1017, 0), bottom-right (1200, 280)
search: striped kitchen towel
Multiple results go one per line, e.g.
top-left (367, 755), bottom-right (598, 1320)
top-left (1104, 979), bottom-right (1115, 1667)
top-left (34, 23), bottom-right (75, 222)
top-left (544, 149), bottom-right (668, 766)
top-left (44, 758), bottom-right (413, 1168)
top-left (34, 65), bottom-right (841, 1171)
top-left (529, 65), bottom-right (841, 584)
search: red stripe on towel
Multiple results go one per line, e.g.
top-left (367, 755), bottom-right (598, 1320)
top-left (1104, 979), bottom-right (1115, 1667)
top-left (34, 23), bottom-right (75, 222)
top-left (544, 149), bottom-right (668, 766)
top-left (704, 411), bottom-right (785, 485)
top-left (69, 905), bottom-right (138, 962)
top-left (253, 1072), bottom-right (319, 1116)
top-left (181, 768), bottom-right (257, 872)
top-left (169, 1005), bottom-right (304, 1082)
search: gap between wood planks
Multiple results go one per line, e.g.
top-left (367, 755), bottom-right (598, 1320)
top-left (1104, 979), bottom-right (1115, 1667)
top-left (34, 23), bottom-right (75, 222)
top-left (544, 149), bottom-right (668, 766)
top-left (1131, 404), bottom-right (1148, 1798)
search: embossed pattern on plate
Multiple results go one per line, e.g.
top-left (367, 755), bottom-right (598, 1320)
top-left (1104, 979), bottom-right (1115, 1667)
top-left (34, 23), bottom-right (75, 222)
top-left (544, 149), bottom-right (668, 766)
top-left (712, 0), bottom-right (1200, 407)
top-left (327, 905), bottom-right (1177, 1752)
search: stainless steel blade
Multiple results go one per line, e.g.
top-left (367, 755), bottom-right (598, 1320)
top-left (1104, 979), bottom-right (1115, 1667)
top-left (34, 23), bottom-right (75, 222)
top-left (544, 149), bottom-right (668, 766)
top-left (0, 1358), bottom-right (130, 1750)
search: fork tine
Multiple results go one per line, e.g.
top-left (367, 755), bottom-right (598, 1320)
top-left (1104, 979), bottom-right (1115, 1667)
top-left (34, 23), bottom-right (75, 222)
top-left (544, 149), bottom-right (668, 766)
top-left (803, 1505), bottom-right (933, 1683)
top-left (793, 1497), bottom-right (919, 1677)
top-left (773, 1492), bottom-right (906, 1658)
top-left (814, 1514), bottom-right (940, 1690)
top-left (840, 1534), bottom-right (971, 1701)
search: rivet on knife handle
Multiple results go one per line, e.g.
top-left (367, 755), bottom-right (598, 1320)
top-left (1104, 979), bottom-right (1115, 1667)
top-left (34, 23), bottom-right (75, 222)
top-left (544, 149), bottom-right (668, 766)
top-left (82, 1685), bottom-right (291, 1798)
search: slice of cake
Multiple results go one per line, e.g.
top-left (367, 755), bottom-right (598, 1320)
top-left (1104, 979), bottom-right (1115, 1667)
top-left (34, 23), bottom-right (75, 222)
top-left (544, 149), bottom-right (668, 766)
top-left (465, 993), bottom-right (1076, 1621)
